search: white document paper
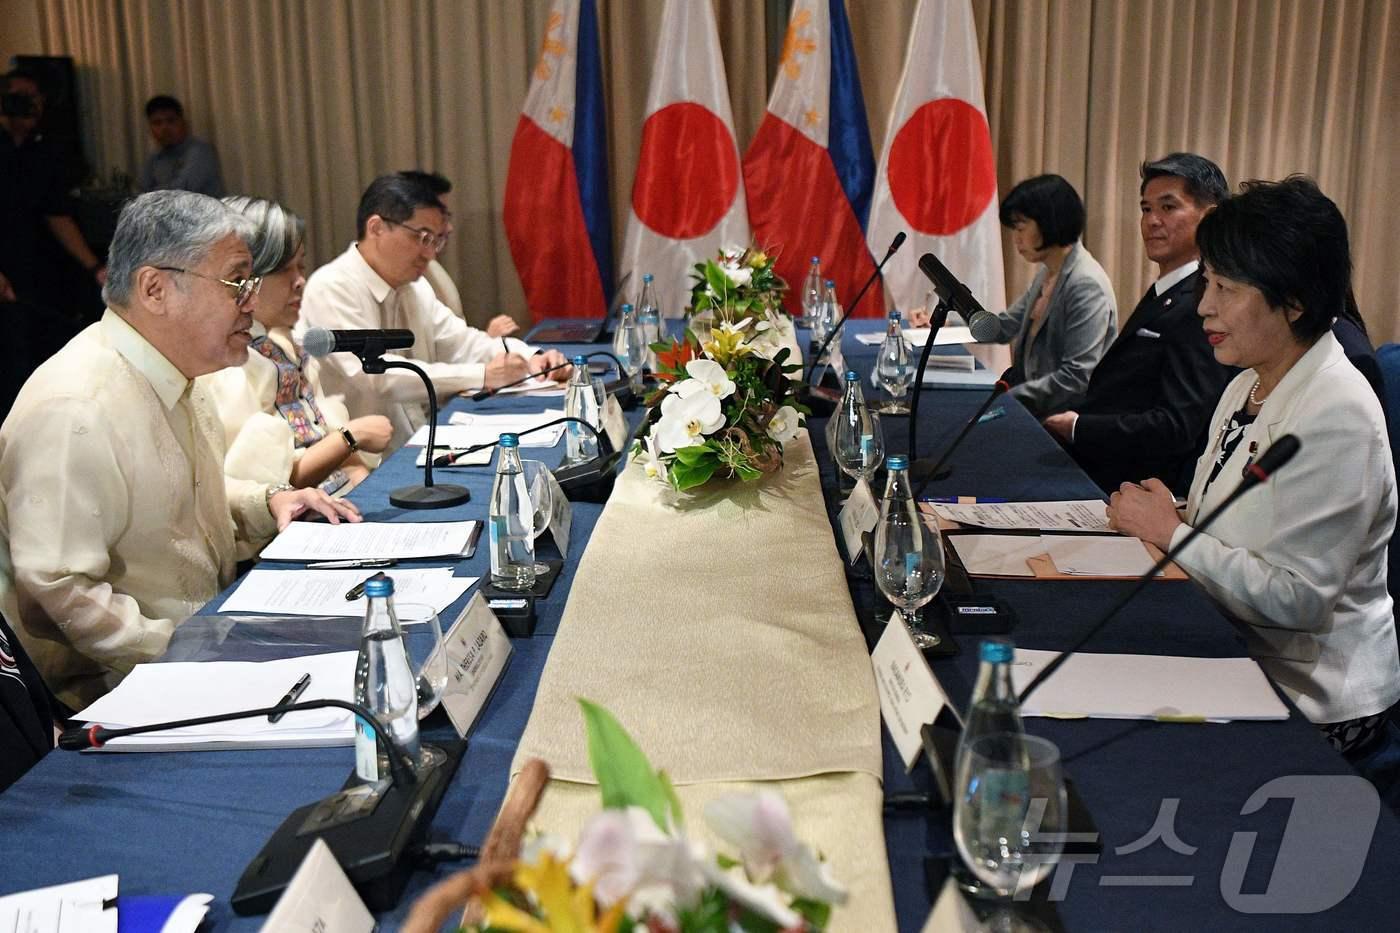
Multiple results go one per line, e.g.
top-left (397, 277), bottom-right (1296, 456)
top-left (920, 368), bottom-right (998, 388)
top-left (930, 499), bottom-right (1111, 532)
top-left (494, 376), bottom-right (567, 397)
top-left (0, 875), bottom-right (118, 933)
top-left (838, 479), bottom-right (879, 565)
top-left (410, 407), bottom-right (567, 449)
top-left (258, 520), bottom-right (478, 562)
top-left (947, 534), bottom-right (1041, 576)
top-left (872, 615), bottom-right (953, 769)
top-left (1011, 649), bottom-right (1290, 721)
top-left (262, 839), bottom-right (374, 933)
top-left (431, 592), bottom-right (514, 738)
top-left (853, 330), bottom-right (887, 346)
top-left (1042, 534), bottom-right (1157, 576)
top-left (77, 652), bottom-right (359, 750)
top-left (220, 568), bottom-right (477, 617)
top-left (903, 325), bottom-right (974, 346)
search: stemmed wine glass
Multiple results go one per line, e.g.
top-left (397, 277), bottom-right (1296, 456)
top-left (953, 732), bottom-right (1067, 929)
top-left (872, 481), bottom-right (945, 648)
top-left (520, 459), bottom-right (555, 577)
top-left (873, 329), bottom-right (913, 414)
top-left (392, 601), bottom-right (448, 731)
top-left (833, 408), bottom-right (884, 493)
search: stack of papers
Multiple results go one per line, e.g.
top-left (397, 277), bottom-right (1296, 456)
top-left (495, 376), bottom-right (567, 397)
top-left (928, 499), bottom-right (1111, 532)
top-left (258, 520), bottom-right (478, 562)
top-left (853, 325), bottom-right (975, 347)
top-left (948, 533), bottom-right (1158, 577)
top-left (0, 875), bottom-right (117, 932)
top-left (76, 652), bottom-right (358, 750)
top-left (406, 409), bottom-right (566, 448)
top-left (1012, 649), bottom-right (1290, 721)
top-left (220, 568), bottom-right (478, 616)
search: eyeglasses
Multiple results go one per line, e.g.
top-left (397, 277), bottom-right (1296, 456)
top-left (155, 266), bottom-right (262, 307)
top-left (385, 220), bottom-right (450, 254)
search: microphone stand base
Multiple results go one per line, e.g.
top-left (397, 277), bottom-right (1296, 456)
top-left (231, 738), bottom-right (468, 915)
top-left (390, 483), bottom-right (471, 509)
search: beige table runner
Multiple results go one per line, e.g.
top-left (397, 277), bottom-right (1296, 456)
top-left (511, 431), bottom-right (883, 784)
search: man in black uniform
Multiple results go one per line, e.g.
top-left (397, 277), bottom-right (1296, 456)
top-left (1042, 153), bottom-right (1234, 494)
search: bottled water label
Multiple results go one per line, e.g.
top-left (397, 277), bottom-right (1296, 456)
top-left (355, 715), bottom-right (379, 782)
top-left (488, 515), bottom-right (508, 576)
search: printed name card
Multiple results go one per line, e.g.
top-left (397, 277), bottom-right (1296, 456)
top-left (432, 592), bottom-right (514, 738)
top-left (872, 613), bottom-right (953, 769)
top-left (602, 393), bottom-right (628, 453)
top-left (838, 479), bottom-right (879, 565)
top-left (261, 839), bottom-right (373, 933)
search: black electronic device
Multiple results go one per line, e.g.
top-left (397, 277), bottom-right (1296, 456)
top-left (524, 271), bottom-right (632, 343)
top-left (1016, 434), bottom-right (1302, 704)
top-left (905, 298), bottom-right (952, 458)
top-left (484, 589), bottom-right (537, 637)
top-left (435, 415), bottom-right (622, 503)
top-left (58, 699), bottom-right (463, 914)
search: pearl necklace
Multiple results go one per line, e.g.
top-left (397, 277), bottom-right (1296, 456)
top-left (1249, 379), bottom-right (1269, 407)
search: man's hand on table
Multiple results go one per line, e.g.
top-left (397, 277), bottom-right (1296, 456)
top-left (269, 488), bottom-right (363, 531)
top-left (1042, 411), bottom-right (1077, 444)
top-left (486, 314), bottom-right (520, 338)
top-left (531, 349), bottom-right (572, 382)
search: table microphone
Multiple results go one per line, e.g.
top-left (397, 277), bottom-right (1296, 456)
top-left (437, 416), bottom-right (622, 503)
top-left (805, 231), bottom-right (907, 388)
top-left (1016, 434), bottom-right (1302, 705)
top-left (909, 367), bottom-right (1018, 493)
top-left (60, 698), bottom-right (467, 914)
top-left (301, 327), bottom-right (415, 358)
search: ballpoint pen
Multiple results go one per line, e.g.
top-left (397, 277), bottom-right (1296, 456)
top-left (268, 672), bottom-right (311, 723)
top-left (345, 570), bottom-right (388, 601)
top-left (307, 558), bottom-right (397, 570)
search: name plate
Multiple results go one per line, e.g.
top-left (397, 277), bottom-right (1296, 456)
top-left (432, 592), bottom-right (514, 738)
top-left (602, 393), bottom-right (628, 453)
top-left (872, 613), bottom-right (953, 770)
top-left (838, 478), bottom-right (879, 565)
top-left (262, 838), bottom-right (373, 933)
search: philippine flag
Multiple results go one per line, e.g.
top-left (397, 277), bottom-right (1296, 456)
top-left (744, 0), bottom-right (885, 318)
top-left (866, 0), bottom-right (1006, 321)
top-left (504, 0), bottom-right (613, 321)
top-left (619, 0), bottom-right (750, 318)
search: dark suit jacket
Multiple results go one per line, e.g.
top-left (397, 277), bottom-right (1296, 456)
top-left (1070, 267), bottom-right (1234, 494)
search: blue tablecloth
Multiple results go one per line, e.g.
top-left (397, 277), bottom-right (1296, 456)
top-left (2, 326), bottom-right (1397, 931)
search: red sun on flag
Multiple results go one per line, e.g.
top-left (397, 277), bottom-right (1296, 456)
top-left (887, 97), bottom-right (997, 236)
top-left (631, 101), bottom-right (739, 240)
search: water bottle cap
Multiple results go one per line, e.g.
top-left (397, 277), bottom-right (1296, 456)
top-left (499, 433), bottom-right (519, 448)
top-left (621, 303), bottom-right (633, 312)
top-left (642, 273), bottom-right (653, 282)
top-left (810, 256), bottom-right (820, 263)
top-left (824, 279), bottom-right (836, 287)
top-left (980, 639), bottom-right (1014, 664)
top-left (889, 310), bottom-right (902, 320)
top-left (885, 455), bottom-right (908, 471)
top-left (844, 370), bottom-right (859, 382)
top-left (364, 576), bottom-right (393, 597)
top-left (572, 355), bottom-right (587, 366)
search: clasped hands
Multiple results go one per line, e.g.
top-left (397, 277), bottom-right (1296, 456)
top-left (1105, 478), bottom-right (1181, 551)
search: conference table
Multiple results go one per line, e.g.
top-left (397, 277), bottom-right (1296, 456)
top-left (2, 321), bottom-right (1399, 931)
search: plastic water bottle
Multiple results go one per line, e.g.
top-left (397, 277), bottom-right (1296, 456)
top-left (801, 256), bottom-right (823, 327)
top-left (353, 575), bottom-right (420, 783)
top-left (617, 303), bottom-right (646, 392)
top-left (957, 639), bottom-right (1026, 771)
top-left (563, 354), bottom-right (600, 462)
top-left (488, 433), bottom-right (536, 591)
top-left (637, 273), bottom-right (662, 370)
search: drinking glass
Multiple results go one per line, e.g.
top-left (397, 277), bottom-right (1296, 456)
top-left (394, 602), bottom-right (448, 726)
top-left (873, 333), bottom-right (912, 414)
top-left (520, 459), bottom-right (555, 576)
top-left (953, 733), bottom-right (1066, 926)
top-left (834, 409), bottom-right (884, 488)
top-left (872, 503), bottom-right (945, 648)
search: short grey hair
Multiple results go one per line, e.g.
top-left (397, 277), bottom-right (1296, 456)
top-left (221, 195), bottom-right (306, 277)
top-left (103, 190), bottom-right (256, 307)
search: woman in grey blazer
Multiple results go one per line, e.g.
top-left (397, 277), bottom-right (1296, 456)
top-left (1110, 178), bottom-right (1400, 781)
top-left (976, 175), bottom-right (1117, 417)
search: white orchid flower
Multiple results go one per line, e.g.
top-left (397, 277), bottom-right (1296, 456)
top-left (723, 265), bottom-right (753, 287)
top-left (767, 405), bottom-right (800, 444)
top-left (703, 791), bottom-right (848, 905)
top-left (637, 433), bottom-right (668, 483)
top-left (570, 807), bottom-right (707, 915)
top-left (678, 358), bottom-right (735, 399)
top-left (699, 859), bottom-right (804, 929)
top-left (656, 391), bottom-right (725, 452)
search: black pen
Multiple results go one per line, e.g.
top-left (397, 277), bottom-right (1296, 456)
top-left (346, 570), bottom-right (388, 601)
top-left (502, 337), bottom-right (510, 355)
top-left (268, 673), bottom-right (311, 723)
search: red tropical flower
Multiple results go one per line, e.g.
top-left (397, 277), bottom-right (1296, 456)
top-left (654, 337), bottom-right (699, 383)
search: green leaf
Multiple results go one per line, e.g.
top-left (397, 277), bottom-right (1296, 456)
top-left (715, 852), bottom-right (740, 870)
top-left (670, 456), bottom-right (719, 490)
top-left (676, 888), bottom-right (730, 933)
top-left (578, 698), bottom-right (673, 832)
top-left (672, 443), bottom-right (718, 466)
top-left (791, 897), bottom-right (833, 930)
top-left (704, 262), bottom-right (731, 297)
top-left (659, 769), bottom-right (684, 828)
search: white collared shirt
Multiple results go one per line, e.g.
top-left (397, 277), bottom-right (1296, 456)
top-left (295, 244), bottom-right (533, 452)
top-left (1151, 259), bottom-right (1200, 297)
top-left (0, 310), bottom-right (278, 708)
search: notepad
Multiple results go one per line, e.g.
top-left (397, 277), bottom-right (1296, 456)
top-left (0, 875), bottom-right (117, 933)
top-left (1012, 649), bottom-right (1290, 722)
top-left (902, 325), bottom-right (974, 346)
top-left (257, 520), bottom-right (478, 562)
top-left (947, 534), bottom-right (1041, 576)
top-left (1041, 534), bottom-right (1157, 576)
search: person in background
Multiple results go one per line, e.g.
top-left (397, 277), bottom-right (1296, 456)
top-left (139, 95), bottom-right (225, 197)
top-left (297, 173), bottom-right (570, 452)
top-left (200, 197), bottom-right (392, 495)
top-left (1042, 153), bottom-right (1234, 494)
top-left (1109, 177), bottom-right (1400, 794)
top-left (965, 174), bottom-right (1117, 418)
top-left (0, 191), bottom-right (359, 709)
top-left (394, 169), bottom-right (519, 337)
top-left (0, 606), bottom-right (57, 791)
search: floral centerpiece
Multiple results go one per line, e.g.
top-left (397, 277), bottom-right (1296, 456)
top-left (444, 700), bottom-right (847, 933)
top-left (634, 319), bottom-right (806, 491)
top-left (687, 245), bottom-right (788, 325)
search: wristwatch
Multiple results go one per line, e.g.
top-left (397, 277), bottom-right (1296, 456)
top-left (340, 426), bottom-right (359, 452)
top-left (265, 482), bottom-right (295, 508)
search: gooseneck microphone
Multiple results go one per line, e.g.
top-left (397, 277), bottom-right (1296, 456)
top-left (302, 327), bottom-right (415, 358)
top-left (436, 416), bottom-right (614, 467)
top-left (1016, 434), bottom-right (1302, 705)
top-left (905, 294), bottom-right (952, 458)
top-left (910, 368), bottom-right (1017, 493)
top-left (438, 416), bottom-right (622, 503)
top-left (806, 232), bottom-right (907, 386)
top-left (917, 251), bottom-right (1001, 342)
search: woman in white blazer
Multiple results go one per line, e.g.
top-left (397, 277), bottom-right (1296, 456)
top-left (1109, 177), bottom-right (1400, 771)
top-left (199, 198), bottom-right (392, 493)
